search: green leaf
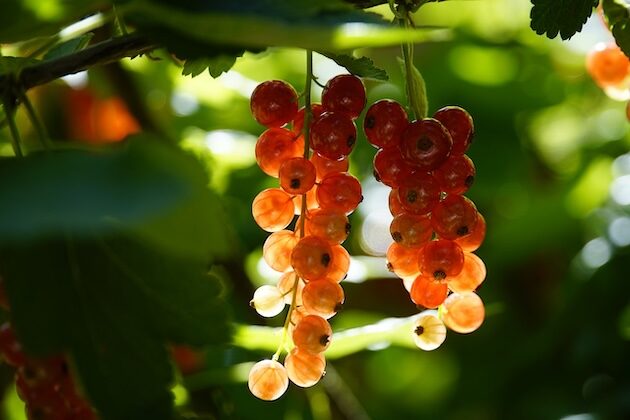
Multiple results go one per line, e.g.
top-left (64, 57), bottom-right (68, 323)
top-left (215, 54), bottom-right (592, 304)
top-left (0, 234), bottom-right (230, 419)
top-left (43, 33), bottom-right (94, 60)
top-left (124, 0), bottom-right (438, 52)
top-left (182, 52), bottom-right (244, 78)
top-left (530, 0), bottom-right (599, 40)
top-left (319, 52), bottom-right (388, 80)
top-left (397, 56), bottom-right (427, 119)
top-left (602, 0), bottom-right (629, 26)
top-left (0, 56), bottom-right (39, 76)
top-left (0, 136), bottom-right (231, 260)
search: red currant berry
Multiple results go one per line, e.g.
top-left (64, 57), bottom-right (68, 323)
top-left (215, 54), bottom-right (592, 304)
top-left (390, 212), bottom-right (433, 248)
top-left (419, 239), bottom-right (464, 281)
top-left (279, 157), bottom-right (317, 195)
top-left (373, 147), bottom-right (415, 188)
top-left (326, 244), bottom-right (350, 283)
top-left (316, 172), bottom-right (362, 215)
top-left (255, 128), bottom-right (302, 177)
top-left (389, 188), bottom-right (405, 216)
top-left (321, 74), bottom-right (366, 119)
top-left (400, 118), bottom-right (452, 171)
top-left (292, 315), bottom-right (332, 354)
top-left (454, 212), bottom-right (486, 252)
top-left (292, 104), bottom-right (325, 135)
top-left (433, 106), bottom-right (474, 156)
top-left (410, 274), bottom-right (448, 309)
top-left (586, 43), bottom-right (630, 88)
top-left (302, 280), bottom-right (345, 319)
top-left (250, 80), bottom-right (298, 127)
top-left (291, 236), bottom-right (333, 281)
top-left (386, 242), bottom-right (420, 278)
top-left (252, 188), bottom-right (295, 232)
top-left (263, 230), bottom-right (299, 272)
top-left (431, 195), bottom-right (478, 240)
top-left (397, 173), bottom-right (440, 215)
top-left (364, 99), bottom-right (408, 149)
top-left (434, 154), bottom-right (475, 195)
top-left (310, 112), bottom-right (357, 161)
top-left (305, 208), bottom-right (350, 245)
top-left (310, 152), bottom-right (349, 181)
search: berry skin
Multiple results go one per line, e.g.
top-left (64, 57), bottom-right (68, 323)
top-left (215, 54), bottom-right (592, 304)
top-left (305, 208), bottom-right (350, 245)
top-left (250, 285), bottom-right (285, 318)
top-left (321, 74), bottom-right (366, 119)
top-left (433, 106), bottom-right (474, 156)
top-left (373, 147), bottom-right (416, 188)
top-left (302, 280), bottom-right (345, 319)
top-left (448, 252), bottom-right (486, 293)
top-left (250, 80), bottom-right (298, 128)
top-left (364, 99), bottom-right (408, 149)
top-left (310, 112), bottom-right (357, 160)
top-left (390, 213), bottom-right (432, 248)
top-left (400, 118), bottom-right (452, 171)
top-left (431, 195), bottom-right (478, 240)
top-left (326, 244), bottom-right (351, 283)
top-left (263, 230), bottom-right (298, 272)
top-left (277, 272), bottom-right (304, 305)
top-left (386, 243), bottom-right (420, 278)
top-left (389, 188), bottom-right (405, 216)
top-left (255, 128), bottom-right (302, 177)
top-left (292, 103), bottom-right (325, 135)
top-left (252, 188), bottom-right (295, 232)
top-left (292, 315), bottom-right (332, 354)
top-left (412, 310), bottom-right (447, 351)
top-left (410, 274), bottom-right (448, 308)
top-left (586, 42), bottom-right (630, 88)
top-left (284, 347), bottom-right (326, 387)
top-left (440, 292), bottom-right (485, 334)
top-left (433, 154), bottom-right (476, 195)
top-left (419, 239), bottom-right (465, 281)
top-left (310, 153), bottom-right (349, 181)
top-left (397, 173), bottom-right (441, 215)
top-left (454, 212), bottom-right (486, 252)
top-left (279, 157), bottom-right (317, 195)
top-left (291, 236), bottom-right (333, 281)
top-left (293, 187), bottom-right (319, 215)
top-left (316, 172), bottom-right (362, 215)
top-left (248, 359), bottom-right (289, 401)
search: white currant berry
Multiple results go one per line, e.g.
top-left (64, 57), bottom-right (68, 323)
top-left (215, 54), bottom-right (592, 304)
top-left (251, 285), bottom-right (285, 317)
top-left (412, 310), bottom-right (447, 351)
top-left (248, 359), bottom-right (289, 401)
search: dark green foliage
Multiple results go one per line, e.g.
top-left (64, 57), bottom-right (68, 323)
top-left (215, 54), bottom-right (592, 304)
top-left (319, 52), bottom-right (389, 80)
top-left (530, 0), bottom-right (599, 40)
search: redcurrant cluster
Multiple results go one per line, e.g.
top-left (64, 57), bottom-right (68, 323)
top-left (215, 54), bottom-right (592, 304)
top-left (364, 101), bottom-right (486, 350)
top-left (248, 75), bottom-right (366, 400)
top-left (586, 42), bottom-right (630, 118)
top-left (0, 285), bottom-right (97, 419)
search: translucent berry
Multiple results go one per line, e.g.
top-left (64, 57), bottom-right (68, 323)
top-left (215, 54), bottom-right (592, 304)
top-left (310, 153), bottom-right (349, 181)
top-left (440, 292), bottom-right (485, 334)
top-left (321, 74), bottom-right (366, 119)
top-left (252, 188), bottom-right (295, 232)
top-left (263, 230), bottom-right (298, 272)
top-left (412, 310), bottom-right (447, 351)
top-left (277, 272), bottom-right (304, 305)
top-left (248, 359), bottom-right (289, 401)
top-left (279, 157), bottom-right (317, 195)
top-left (397, 173), bottom-right (440, 215)
top-left (434, 154), bottom-right (475, 195)
top-left (292, 315), bottom-right (332, 354)
top-left (255, 128), bottom-right (302, 177)
top-left (326, 245), bottom-right (351, 283)
top-left (586, 42), bottom-right (630, 88)
top-left (250, 80), bottom-right (298, 128)
top-left (250, 285), bottom-right (285, 317)
top-left (386, 243), bottom-right (420, 278)
top-left (431, 195), bottom-right (478, 240)
top-left (389, 188), bottom-right (405, 216)
top-left (400, 118), bottom-right (452, 171)
top-left (302, 280), bottom-right (345, 319)
top-left (310, 112), bottom-right (357, 160)
top-left (410, 274), bottom-right (448, 308)
top-left (316, 172), bottom-right (362, 214)
top-left (373, 147), bottom-right (415, 188)
top-left (291, 236), bottom-right (333, 281)
top-left (292, 103), bottom-right (325, 135)
top-left (454, 212), bottom-right (486, 252)
top-left (448, 253), bottom-right (486, 293)
top-left (363, 99), bottom-right (408, 149)
top-left (305, 208), bottom-right (350, 245)
top-left (433, 106), bottom-right (474, 156)
top-left (419, 239), bottom-right (464, 281)
top-left (293, 187), bottom-right (319, 215)
top-left (390, 212), bottom-right (433, 248)
top-left (284, 347), bottom-right (326, 387)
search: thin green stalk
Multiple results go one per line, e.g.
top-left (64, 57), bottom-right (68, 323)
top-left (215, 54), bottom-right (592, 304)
top-left (19, 91), bottom-right (50, 150)
top-left (3, 100), bottom-right (23, 157)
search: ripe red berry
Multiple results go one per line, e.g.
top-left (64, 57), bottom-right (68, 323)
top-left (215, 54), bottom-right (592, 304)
top-left (434, 154), bottom-right (475, 195)
top-left (364, 99), bottom-right (408, 149)
top-left (292, 315), bottom-right (332, 354)
top-left (263, 230), bottom-right (299, 272)
top-left (279, 157), bottom-right (317, 195)
top-left (431, 195), bottom-right (478, 240)
top-left (255, 128), bottom-right (302, 177)
top-left (310, 152), bottom-right (349, 181)
top-left (252, 188), bottom-right (295, 232)
top-left (316, 172), bottom-right (362, 215)
top-left (373, 147), bottom-right (415, 188)
top-left (250, 80), bottom-right (298, 127)
top-left (389, 188), bottom-right (405, 216)
top-left (305, 208), bottom-right (350, 245)
top-left (400, 118), bottom-right (452, 171)
top-left (386, 242), bottom-right (420, 278)
top-left (397, 173), bottom-right (440, 215)
top-left (292, 104), bottom-right (325, 135)
top-left (454, 212), bottom-right (486, 252)
top-left (326, 245), bottom-right (351, 283)
top-left (586, 43), bottom-right (630, 88)
top-left (291, 236), bottom-right (333, 281)
top-left (419, 239), bottom-right (464, 280)
top-left (321, 74), bottom-right (366, 119)
top-left (310, 112), bottom-right (357, 161)
top-left (284, 347), bottom-right (326, 387)
top-left (410, 274), bottom-right (448, 308)
top-left (302, 280), bottom-right (345, 319)
top-left (433, 106), bottom-right (474, 156)
top-left (390, 213), bottom-right (433, 248)
top-left (448, 252), bottom-right (486, 293)
top-left (441, 292), bottom-right (485, 334)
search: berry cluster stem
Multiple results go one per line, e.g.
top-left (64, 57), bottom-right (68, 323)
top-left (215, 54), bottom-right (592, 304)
top-left (2, 97), bottom-right (23, 157)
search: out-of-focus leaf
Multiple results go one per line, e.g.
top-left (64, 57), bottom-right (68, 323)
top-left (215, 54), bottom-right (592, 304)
top-left (182, 51), bottom-right (244, 78)
top-left (43, 33), bottom-right (94, 60)
top-left (319, 52), bottom-right (388, 80)
top-left (0, 56), bottom-right (39, 75)
top-left (530, 0), bottom-right (598, 40)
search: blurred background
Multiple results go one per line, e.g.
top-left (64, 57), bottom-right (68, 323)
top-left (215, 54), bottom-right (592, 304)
top-left (2, 0), bottom-right (630, 419)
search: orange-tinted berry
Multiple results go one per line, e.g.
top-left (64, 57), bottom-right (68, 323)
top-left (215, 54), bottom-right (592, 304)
top-left (310, 153), bottom-right (349, 181)
top-left (284, 347), bottom-right (326, 387)
top-left (419, 239), bottom-right (464, 281)
top-left (440, 292), bottom-right (485, 334)
top-left (293, 187), bottom-right (319, 215)
top-left (410, 274), bottom-right (448, 308)
top-left (386, 242), bottom-right (420, 278)
top-left (454, 212), bottom-right (486, 252)
top-left (397, 173), bottom-right (440, 215)
top-left (250, 80), bottom-right (298, 128)
top-left (389, 188), bottom-right (405, 216)
top-left (448, 253), bottom-right (486, 293)
top-left (400, 118), bottom-right (452, 171)
top-left (431, 195), bottom-right (478, 240)
top-left (255, 128), bottom-right (302, 177)
top-left (390, 213), bottom-right (433, 248)
top-left (305, 208), bottom-right (350, 245)
top-left (316, 172), bottom-right (362, 215)
top-left (364, 99), bottom-right (408, 149)
top-left (433, 106), bottom-right (474, 156)
top-left (302, 280), bottom-right (345, 319)
top-left (292, 104), bottom-right (325, 135)
top-left (292, 315), bottom-right (332, 354)
top-left (263, 230), bottom-right (299, 272)
top-left (279, 157), bottom-right (317, 195)
top-left (277, 272), bottom-right (304, 305)
top-left (586, 43), bottom-right (630, 88)
top-left (373, 147), bottom-right (416, 188)
top-left (321, 74), bottom-right (366, 119)
top-left (326, 245), bottom-right (350, 283)
top-left (434, 154), bottom-right (475, 195)
top-left (310, 112), bottom-right (357, 160)
top-left (291, 236), bottom-right (333, 281)
top-left (252, 188), bottom-right (295, 232)
top-left (248, 359), bottom-right (289, 401)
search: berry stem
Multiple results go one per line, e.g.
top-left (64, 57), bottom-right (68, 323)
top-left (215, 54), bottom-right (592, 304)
top-left (397, 8), bottom-right (428, 120)
top-left (2, 97), bottom-right (24, 157)
top-left (19, 90), bottom-right (51, 151)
